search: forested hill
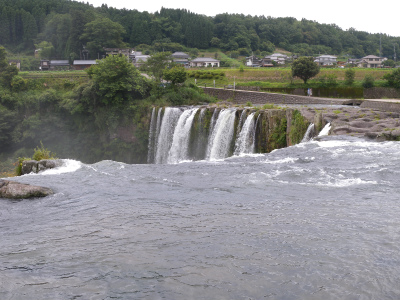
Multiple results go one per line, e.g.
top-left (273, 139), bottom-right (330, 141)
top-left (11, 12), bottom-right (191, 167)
top-left (1, 0), bottom-right (399, 60)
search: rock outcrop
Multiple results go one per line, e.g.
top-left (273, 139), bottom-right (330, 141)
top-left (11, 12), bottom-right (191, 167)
top-left (298, 107), bottom-right (400, 140)
top-left (21, 159), bottom-right (63, 175)
top-left (0, 179), bottom-right (53, 199)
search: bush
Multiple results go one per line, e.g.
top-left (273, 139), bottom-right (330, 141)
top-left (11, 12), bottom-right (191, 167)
top-left (344, 68), bottom-right (355, 86)
top-left (362, 74), bottom-right (375, 88)
top-left (383, 68), bottom-right (400, 88)
top-left (32, 141), bottom-right (56, 161)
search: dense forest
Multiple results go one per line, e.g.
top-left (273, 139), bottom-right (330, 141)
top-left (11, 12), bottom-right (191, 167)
top-left (0, 0), bottom-right (399, 62)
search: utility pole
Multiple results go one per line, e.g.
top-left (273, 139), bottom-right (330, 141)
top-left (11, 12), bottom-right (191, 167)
top-left (394, 44), bottom-right (397, 62)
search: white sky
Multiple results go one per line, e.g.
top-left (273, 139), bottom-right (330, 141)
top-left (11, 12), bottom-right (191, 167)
top-left (84, 0), bottom-right (399, 37)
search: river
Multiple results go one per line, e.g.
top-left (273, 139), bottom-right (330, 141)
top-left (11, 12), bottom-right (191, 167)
top-left (1, 136), bottom-right (400, 299)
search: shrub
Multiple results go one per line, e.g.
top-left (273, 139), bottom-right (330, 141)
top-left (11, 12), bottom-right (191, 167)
top-left (344, 68), bottom-right (355, 86)
top-left (362, 74), bottom-right (375, 88)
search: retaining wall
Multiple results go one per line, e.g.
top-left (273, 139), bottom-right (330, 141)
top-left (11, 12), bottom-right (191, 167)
top-left (202, 87), bottom-right (400, 113)
top-left (202, 87), bottom-right (345, 105)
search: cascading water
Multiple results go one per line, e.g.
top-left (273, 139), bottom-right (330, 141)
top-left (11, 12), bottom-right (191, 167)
top-left (318, 122), bottom-right (331, 137)
top-left (234, 112), bottom-right (256, 155)
top-left (155, 107), bottom-right (183, 164)
top-left (147, 107), bottom-right (157, 163)
top-left (206, 109), bottom-right (237, 160)
top-left (167, 108), bottom-right (199, 164)
top-left (301, 123), bottom-right (315, 143)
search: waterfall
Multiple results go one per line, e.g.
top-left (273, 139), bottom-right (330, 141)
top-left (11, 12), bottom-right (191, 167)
top-left (301, 123), bottom-right (315, 143)
top-left (167, 108), bottom-right (199, 164)
top-left (206, 109), bottom-right (237, 160)
top-left (147, 107), bottom-right (157, 163)
top-left (318, 123), bottom-right (331, 137)
top-left (191, 108), bottom-right (208, 160)
top-left (234, 112), bottom-right (256, 155)
top-left (155, 107), bottom-right (183, 164)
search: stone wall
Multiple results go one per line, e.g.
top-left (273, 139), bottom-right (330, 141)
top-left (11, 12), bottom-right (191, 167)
top-left (202, 87), bottom-right (344, 105)
top-left (364, 87), bottom-right (400, 99)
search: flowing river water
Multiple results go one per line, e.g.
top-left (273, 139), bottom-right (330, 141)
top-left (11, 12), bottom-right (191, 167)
top-left (2, 135), bottom-right (400, 299)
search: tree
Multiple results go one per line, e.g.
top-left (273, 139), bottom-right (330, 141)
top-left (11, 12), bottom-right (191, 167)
top-left (0, 45), bottom-right (18, 88)
top-left (344, 68), bottom-right (355, 86)
top-left (163, 66), bottom-right (187, 86)
top-left (86, 55), bottom-right (147, 105)
top-left (383, 68), bottom-right (400, 88)
top-left (141, 52), bottom-right (174, 83)
top-left (291, 56), bottom-right (320, 84)
top-left (34, 41), bottom-right (55, 59)
top-left (362, 74), bottom-right (375, 88)
top-left (80, 17), bottom-right (126, 59)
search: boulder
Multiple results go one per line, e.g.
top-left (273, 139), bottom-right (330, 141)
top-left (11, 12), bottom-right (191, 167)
top-left (0, 179), bottom-right (53, 199)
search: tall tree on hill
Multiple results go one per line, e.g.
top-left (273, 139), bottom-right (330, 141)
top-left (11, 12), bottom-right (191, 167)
top-left (80, 17), bottom-right (126, 59)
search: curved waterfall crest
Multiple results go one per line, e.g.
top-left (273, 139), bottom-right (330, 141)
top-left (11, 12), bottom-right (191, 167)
top-left (148, 106), bottom-right (318, 164)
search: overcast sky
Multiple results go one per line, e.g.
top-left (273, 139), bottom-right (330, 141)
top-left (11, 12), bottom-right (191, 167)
top-left (84, 0), bottom-right (398, 37)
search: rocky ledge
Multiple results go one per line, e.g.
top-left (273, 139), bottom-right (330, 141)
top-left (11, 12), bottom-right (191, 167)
top-left (299, 106), bottom-right (400, 140)
top-left (0, 179), bottom-right (53, 199)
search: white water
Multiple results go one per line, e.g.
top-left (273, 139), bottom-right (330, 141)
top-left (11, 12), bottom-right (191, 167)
top-left (206, 109), bottom-right (237, 160)
top-left (318, 122), bottom-right (331, 136)
top-left (301, 123), bottom-right (315, 142)
top-left (234, 112), bottom-right (256, 155)
top-left (155, 107), bottom-right (183, 164)
top-left (168, 108), bottom-right (199, 164)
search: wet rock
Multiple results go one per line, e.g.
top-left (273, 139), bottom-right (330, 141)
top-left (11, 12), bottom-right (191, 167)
top-left (0, 179), bottom-right (53, 199)
top-left (21, 159), bottom-right (63, 175)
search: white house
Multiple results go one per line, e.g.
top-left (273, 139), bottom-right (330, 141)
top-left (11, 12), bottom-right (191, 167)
top-left (314, 55), bottom-right (337, 66)
top-left (357, 55), bottom-right (387, 68)
top-left (190, 57), bottom-right (220, 67)
top-left (264, 53), bottom-right (289, 65)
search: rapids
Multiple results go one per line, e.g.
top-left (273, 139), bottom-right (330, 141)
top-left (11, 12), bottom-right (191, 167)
top-left (2, 136), bottom-right (400, 299)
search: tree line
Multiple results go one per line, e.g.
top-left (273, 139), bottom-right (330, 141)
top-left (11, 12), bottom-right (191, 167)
top-left (0, 0), bottom-right (399, 60)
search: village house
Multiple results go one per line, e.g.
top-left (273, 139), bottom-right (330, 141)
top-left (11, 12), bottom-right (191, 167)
top-left (314, 55), bottom-right (337, 66)
top-left (189, 57), bottom-right (220, 67)
top-left (264, 53), bottom-right (289, 65)
top-left (133, 54), bottom-right (150, 68)
top-left (40, 60), bottom-right (70, 70)
top-left (171, 52), bottom-right (190, 67)
top-left (72, 60), bottom-right (97, 70)
top-left (246, 55), bottom-right (262, 67)
top-left (357, 55), bottom-right (387, 68)
top-left (104, 48), bottom-right (132, 58)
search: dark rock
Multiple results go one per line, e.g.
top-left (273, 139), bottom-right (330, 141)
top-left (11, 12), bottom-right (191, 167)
top-left (21, 160), bottom-right (38, 174)
top-left (21, 159), bottom-right (63, 175)
top-left (0, 180), bottom-right (53, 199)
top-left (38, 159), bottom-right (63, 172)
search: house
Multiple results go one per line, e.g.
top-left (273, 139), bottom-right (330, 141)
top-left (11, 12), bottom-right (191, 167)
top-left (246, 55), bottom-right (262, 67)
top-left (357, 55), bottom-right (387, 68)
top-left (172, 52), bottom-right (190, 67)
top-left (133, 55), bottom-right (150, 68)
top-left (72, 60), bottom-right (97, 70)
top-left (260, 57), bottom-right (274, 67)
top-left (49, 60), bottom-right (70, 70)
top-left (189, 57), bottom-right (220, 68)
top-left (314, 55), bottom-right (337, 66)
top-left (40, 60), bottom-right (50, 71)
top-left (264, 53), bottom-right (289, 65)
top-left (39, 60), bottom-right (70, 70)
top-left (8, 59), bottom-right (21, 70)
top-left (104, 48), bottom-right (132, 58)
